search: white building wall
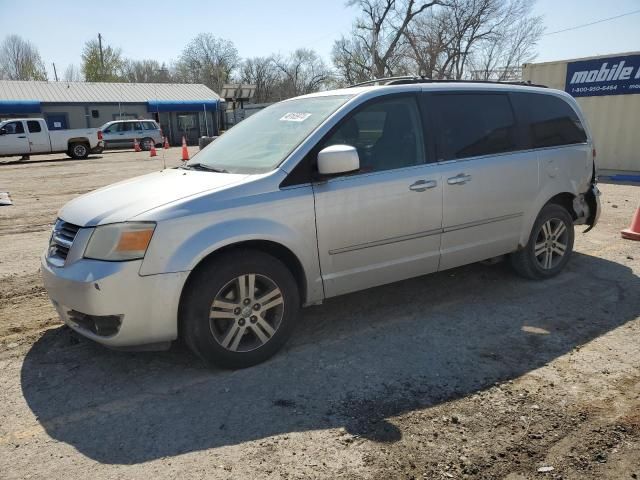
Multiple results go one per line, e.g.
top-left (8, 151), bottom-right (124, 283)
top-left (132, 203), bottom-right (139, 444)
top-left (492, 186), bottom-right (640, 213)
top-left (523, 53), bottom-right (640, 173)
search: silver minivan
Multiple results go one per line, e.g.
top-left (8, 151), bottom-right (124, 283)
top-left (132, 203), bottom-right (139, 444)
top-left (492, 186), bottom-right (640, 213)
top-left (42, 80), bottom-right (601, 368)
top-left (100, 119), bottom-right (163, 150)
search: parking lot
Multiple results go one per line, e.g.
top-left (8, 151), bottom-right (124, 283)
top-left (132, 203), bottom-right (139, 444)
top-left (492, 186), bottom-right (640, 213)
top-left (0, 149), bottom-right (639, 479)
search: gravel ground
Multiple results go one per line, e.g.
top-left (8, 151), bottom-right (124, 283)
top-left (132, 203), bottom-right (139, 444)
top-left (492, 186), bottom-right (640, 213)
top-left (0, 149), bottom-right (639, 479)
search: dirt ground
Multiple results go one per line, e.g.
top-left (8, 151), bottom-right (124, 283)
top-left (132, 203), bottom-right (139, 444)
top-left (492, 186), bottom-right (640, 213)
top-left (0, 149), bottom-right (639, 480)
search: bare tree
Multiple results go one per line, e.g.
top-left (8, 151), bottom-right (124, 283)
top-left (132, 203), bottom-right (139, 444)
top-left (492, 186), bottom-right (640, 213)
top-left (332, 36), bottom-right (372, 85)
top-left (273, 49), bottom-right (333, 98)
top-left (123, 59), bottom-right (172, 83)
top-left (404, 0), bottom-right (543, 80)
top-left (0, 34), bottom-right (47, 80)
top-left (239, 56), bottom-right (280, 103)
top-left (174, 34), bottom-right (240, 93)
top-left (333, 0), bottom-right (442, 82)
top-left (404, 10), bottom-right (452, 78)
top-left (468, 1), bottom-right (543, 80)
top-left (63, 64), bottom-right (83, 82)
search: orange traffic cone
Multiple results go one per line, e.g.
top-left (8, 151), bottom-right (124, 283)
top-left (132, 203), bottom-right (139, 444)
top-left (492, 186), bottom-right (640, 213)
top-left (133, 138), bottom-right (141, 152)
top-left (149, 142), bottom-right (157, 157)
top-left (621, 204), bottom-right (640, 241)
top-left (163, 136), bottom-right (170, 149)
top-left (181, 136), bottom-right (189, 161)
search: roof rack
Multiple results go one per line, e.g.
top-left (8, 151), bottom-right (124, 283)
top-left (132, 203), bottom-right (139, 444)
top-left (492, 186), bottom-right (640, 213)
top-left (347, 76), bottom-right (417, 88)
top-left (348, 76), bottom-right (548, 89)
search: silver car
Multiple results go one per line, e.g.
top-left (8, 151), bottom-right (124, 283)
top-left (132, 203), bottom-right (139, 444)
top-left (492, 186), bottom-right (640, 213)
top-left (42, 80), bottom-right (601, 368)
top-left (100, 119), bottom-right (162, 150)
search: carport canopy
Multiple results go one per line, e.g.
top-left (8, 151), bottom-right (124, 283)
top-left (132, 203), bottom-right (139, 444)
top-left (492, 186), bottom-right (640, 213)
top-left (147, 100), bottom-right (218, 112)
top-left (0, 100), bottom-right (41, 114)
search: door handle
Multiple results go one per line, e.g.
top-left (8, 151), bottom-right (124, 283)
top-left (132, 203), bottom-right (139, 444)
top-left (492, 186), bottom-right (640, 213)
top-left (447, 173), bottom-right (472, 185)
top-left (18, 135), bottom-right (26, 139)
top-left (409, 179), bottom-right (437, 192)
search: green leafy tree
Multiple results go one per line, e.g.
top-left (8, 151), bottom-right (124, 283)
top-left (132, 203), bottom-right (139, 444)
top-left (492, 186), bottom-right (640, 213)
top-left (81, 38), bottom-right (125, 82)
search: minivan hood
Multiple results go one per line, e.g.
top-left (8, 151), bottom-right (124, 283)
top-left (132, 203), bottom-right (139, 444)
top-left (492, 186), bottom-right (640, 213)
top-left (59, 168), bottom-right (249, 226)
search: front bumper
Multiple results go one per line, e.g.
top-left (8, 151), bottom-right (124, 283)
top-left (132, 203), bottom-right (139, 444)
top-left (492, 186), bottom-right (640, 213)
top-left (41, 254), bottom-right (189, 348)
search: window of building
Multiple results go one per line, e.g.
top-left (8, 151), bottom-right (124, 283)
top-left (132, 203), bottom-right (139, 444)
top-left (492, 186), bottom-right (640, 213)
top-left (91, 110), bottom-right (100, 119)
top-left (431, 93), bottom-right (517, 161)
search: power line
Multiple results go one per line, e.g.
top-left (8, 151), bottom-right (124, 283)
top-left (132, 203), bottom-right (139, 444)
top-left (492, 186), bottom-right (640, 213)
top-left (544, 9), bottom-right (640, 36)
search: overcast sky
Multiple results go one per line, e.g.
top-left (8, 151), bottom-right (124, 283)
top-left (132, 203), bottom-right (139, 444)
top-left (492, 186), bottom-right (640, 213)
top-left (0, 0), bottom-right (638, 79)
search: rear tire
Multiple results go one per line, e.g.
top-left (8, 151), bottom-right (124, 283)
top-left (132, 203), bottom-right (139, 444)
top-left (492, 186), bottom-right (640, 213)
top-left (510, 203), bottom-right (574, 280)
top-left (181, 250), bottom-right (300, 369)
top-left (68, 142), bottom-right (89, 159)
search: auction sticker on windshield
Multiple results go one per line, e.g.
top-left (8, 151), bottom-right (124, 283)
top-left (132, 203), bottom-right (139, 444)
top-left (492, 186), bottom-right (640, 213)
top-left (280, 113), bottom-right (312, 122)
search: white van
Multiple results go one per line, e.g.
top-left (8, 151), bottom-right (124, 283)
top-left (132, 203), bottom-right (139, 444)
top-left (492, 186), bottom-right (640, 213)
top-left (42, 79), bottom-right (601, 368)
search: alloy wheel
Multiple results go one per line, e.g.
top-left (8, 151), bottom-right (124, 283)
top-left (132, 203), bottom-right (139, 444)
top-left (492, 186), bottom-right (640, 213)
top-left (534, 218), bottom-right (569, 270)
top-left (73, 144), bottom-right (87, 157)
top-left (209, 274), bottom-right (284, 352)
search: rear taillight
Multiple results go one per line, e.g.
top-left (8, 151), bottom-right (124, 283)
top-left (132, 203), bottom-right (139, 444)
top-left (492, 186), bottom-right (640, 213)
top-left (97, 131), bottom-right (103, 140)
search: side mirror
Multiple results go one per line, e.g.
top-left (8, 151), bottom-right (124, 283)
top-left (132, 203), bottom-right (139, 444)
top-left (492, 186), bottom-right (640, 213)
top-left (317, 145), bottom-right (360, 176)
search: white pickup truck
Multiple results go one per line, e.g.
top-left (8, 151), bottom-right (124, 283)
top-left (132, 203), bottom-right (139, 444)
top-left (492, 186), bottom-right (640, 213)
top-left (0, 118), bottom-right (104, 159)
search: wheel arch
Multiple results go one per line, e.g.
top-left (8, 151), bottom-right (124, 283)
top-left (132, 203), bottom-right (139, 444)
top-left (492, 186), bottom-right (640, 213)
top-left (545, 192), bottom-right (578, 220)
top-left (67, 137), bottom-right (90, 147)
top-left (519, 191), bottom-right (579, 248)
top-left (177, 239), bottom-right (308, 340)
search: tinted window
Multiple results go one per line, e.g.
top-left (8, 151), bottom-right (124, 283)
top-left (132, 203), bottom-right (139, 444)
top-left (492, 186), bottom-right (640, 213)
top-left (132, 122), bottom-right (143, 130)
top-left (143, 121), bottom-right (158, 130)
top-left (2, 121), bottom-right (25, 134)
top-left (432, 94), bottom-right (517, 161)
top-left (516, 93), bottom-right (587, 148)
top-left (116, 122), bottom-right (132, 132)
top-left (322, 96), bottom-right (425, 173)
top-left (27, 121), bottom-right (41, 133)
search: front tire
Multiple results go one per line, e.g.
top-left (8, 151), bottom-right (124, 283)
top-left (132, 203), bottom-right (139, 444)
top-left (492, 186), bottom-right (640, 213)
top-left (181, 250), bottom-right (300, 369)
top-left (510, 203), bottom-right (574, 280)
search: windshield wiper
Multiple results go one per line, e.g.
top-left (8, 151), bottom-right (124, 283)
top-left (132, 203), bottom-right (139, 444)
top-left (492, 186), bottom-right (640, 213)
top-left (181, 163), bottom-right (228, 173)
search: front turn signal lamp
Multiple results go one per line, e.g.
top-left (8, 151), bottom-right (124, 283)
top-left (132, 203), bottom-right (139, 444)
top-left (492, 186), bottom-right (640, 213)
top-left (84, 222), bottom-right (156, 261)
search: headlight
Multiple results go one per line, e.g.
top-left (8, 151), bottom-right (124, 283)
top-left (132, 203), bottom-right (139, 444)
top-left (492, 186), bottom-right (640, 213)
top-left (84, 222), bottom-right (156, 261)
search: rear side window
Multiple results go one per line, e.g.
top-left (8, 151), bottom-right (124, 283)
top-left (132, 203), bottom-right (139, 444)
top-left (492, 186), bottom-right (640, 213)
top-left (116, 122), bottom-right (132, 132)
top-left (27, 121), bottom-right (41, 133)
top-left (143, 122), bottom-right (158, 130)
top-left (516, 93), bottom-right (587, 148)
top-left (431, 94), bottom-right (517, 161)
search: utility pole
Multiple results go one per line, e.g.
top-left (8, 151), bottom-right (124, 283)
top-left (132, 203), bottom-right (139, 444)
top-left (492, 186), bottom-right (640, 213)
top-left (98, 33), bottom-right (105, 80)
top-left (52, 63), bottom-right (58, 81)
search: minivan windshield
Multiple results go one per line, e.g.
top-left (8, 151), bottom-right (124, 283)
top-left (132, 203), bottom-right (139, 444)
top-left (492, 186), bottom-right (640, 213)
top-left (187, 95), bottom-right (352, 174)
